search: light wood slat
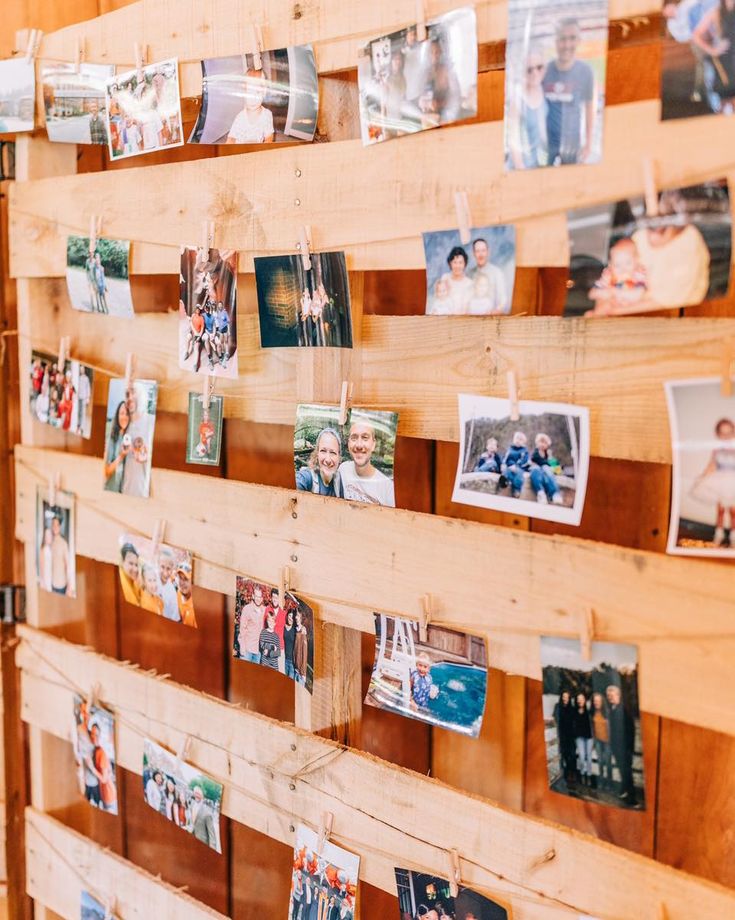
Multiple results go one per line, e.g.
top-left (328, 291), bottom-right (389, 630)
top-left (25, 809), bottom-right (226, 920)
top-left (14, 445), bottom-right (735, 736)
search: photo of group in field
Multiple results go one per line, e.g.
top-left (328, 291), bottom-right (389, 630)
top-left (179, 246), bottom-right (238, 377)
top-left (30, 350), bottom-right (94, 439)
top-left (36, 485), bottom-right (76, 598)
top-left (118, 533), bottom-right (197, 627)
top-left (290, 824), bottom-right (359, 920)
top-left (66, 234), bottom-right (134, 318)
top-left (42, 62), bottom-right (114, 144)
top-left (395, 868), bottom-right (509, 920)
top-left (72, 694), bottom-right (118, 815)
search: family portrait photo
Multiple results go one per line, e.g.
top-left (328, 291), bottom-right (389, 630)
top-left (290, 823), bottom-right (359, 920)
top-left (366, 613), bottom-right (488, 737)
top-left (29, 350), bottom-right (94, 438)
top-left (73, 694), bottom-right (118, 815)
top-left (234, 576), bottom-right (315, 693)
top-left (666, 376), bottom-right (735, 556)
top-left (255, 251), bottom-right (353, 348)
top-left (541, 636), bottom-right (645, 810)
top-left (189, 45), bottom-right (319, 144)
top-left (66, 234), bottom-right (134, 317)
top-left (81, 890), bottom-right (111, 920)
top-left (395, 869), bottom-right (509, 920)
top-left (143, 737), bottom-right (223, 852)
top-left (357, 6), bottom-right (478, 145)
top-left (103, 377), bottom-right (158, 497)
top-left (294, 403), bottom-right (398, 506)
top-left (452, 394), bottom-right (590, 525)
top-left (105, 58), bottom-right (183, 160)
top-left (0, 58), bottom-right (35, 133)
top-left (565, 179), bottom-right (732, 316)
top-left (179, 246), bottom-right (238, 377)
top-left (504, 0), bottom-right (608, 170)
top-left (118, 533), bottom-right (197, 626)
top-left (186, 391), bottom-right (224, 466)
top-left (36, 485), bottom-right (76, 598)
top-left (42, 62), bottom-right (114, 144)
top-left (423, 226), bottom-right (516, 315)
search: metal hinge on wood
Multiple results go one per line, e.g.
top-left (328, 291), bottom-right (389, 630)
top-left (0, 584), bottom-right (25, 624)
top-left (0, 141), bottom-right (16, 181)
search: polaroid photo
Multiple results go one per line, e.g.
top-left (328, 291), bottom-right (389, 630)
top-left (66, 234), bottom-right (134, 318)
top-left (179, 247), bottom-right (238, 377)
top-left (290, 823), bottom-right (360, 919)
top-left (452, 393), bottom-right (590, 525)
top-left (0, 58), bottom-right (35, 134)
top-left (234, 576), bottom-right (315, 693)
top-left (118, 533), bottom-right (196, 626)
top-left (143, 737), bottom-right (223, 852)
top-left (541, 636), bottom-right (645, 810)
top-left (366, 613), bottom-right (488, 737)
top-left (186, 391), bottom-right (224, 466)
top-left (81, 890), bottom-right (113, 919)
top-left (42, 62), bottom-right (114, 143)
top-left (666, 376), bottom-right (735, 556)
top-left (357, 6), bottom-right (478, 145)
top-left (423, 225), bottom-right (516, 315)
top-left (504, 0), bottom-right (609, 170)
top-left (103, 377), bottom-right (158, 498)
top-left (395, 868), bottom-right (510, 920)
top-left (72, 694), bottom-right (118, 815)
top-left (35, 485), bottom-right (76, 598)
top-left (189, 45), bottom-right (318, 144)
top-left (255, 251), bottom-right (353, 348)
top-left (29, 350), bottom-right (94, 439)
top-left (564, 179), bottom-right (731, 317)
top-left (105, 58), bottom-right (183, 160)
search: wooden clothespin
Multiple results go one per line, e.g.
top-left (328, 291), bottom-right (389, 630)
top-left (419, 594), bottom-right (433, 643)
top-left (416, 1), bottom-right (428, 42)
top-left (86, 682), bottom-right (101, 712)
top-left (151, 520), bottom-right (166, 556)
top-left (454, 190), bottom-right (472, 246)
top-left (58, 335), bottom-right (70, 369)
top-left (448, 848), bottom-right (461, 898)
top-left (507, 370), bottom-right (520, 422)
top-left (579, 607), bottom-right (595, 662)
top-left (89, 215), bottom-right (102, 254)
top-left (657, 903), bottom-right (669, 920)
top-left (134, 42), bottom-right (147, 78)
top-left (338, 381), bottom-right (353, 427)
top-left (280, 566), bottom-right (291, 605)
top-left (201, 219), bottom-right (215, 253)
top-left (642, 157), bottom-right (659, 218)
top-left (317, 811), bottom-right (334, 854)
top-left (203, 373), bottom-right (214, 411)
top-left (48, 472), bottom-right (60, 507)
top-left (252, 24), bottom-right (265, 71)
top-left (177, 734), bottom-right (192, 765)
top-left (721, 338), bottom-right (734, 398)
top-left (74, 36), bottom-right (85, 72)
top-left (298, 226), bottom-right (312, 272)
top-left (125, 353), bottom-right (136, 390)
top-left (25, 29), bottom-right (42, 63)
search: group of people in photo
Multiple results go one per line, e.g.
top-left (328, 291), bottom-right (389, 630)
top-left (427, 237), bottom-right (511, 315)
top-left (290, 844), bottom-right (356, 920)
top-left (183, 300), bottom-right (233, 371)
top-left (73, 700), bottom-right (117, 814)
top-left (30, 354), bottom-right (92, 437)
top-left (118, 540), bottom-right (197, 627)
top-left (299, 281), bottom-right (344, 347)
top-left (180, 246), bottom-right (237, 375)
top-left (107, 62), bottom-right (182, 158)
top-left (472, 431), bottom-right (565, 505)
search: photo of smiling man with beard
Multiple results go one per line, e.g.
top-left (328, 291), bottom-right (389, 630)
top-left (339, 413), bottom-right (396, 506)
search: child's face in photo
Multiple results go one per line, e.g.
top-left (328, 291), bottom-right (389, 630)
top-left (416, 659), bottom-right (431, 677)
top-left (486, 438), bottom-right (498, 451)
top-left (512, 431), bottom-right (527, 447)
top-left (610, 240), bottom-right (637, 276)
top-left (144, 567), bottom-right (158, 594)
top-left (717, 420), bottom-right (735, 440)
top-left (435, 278), bottom-right (449, 298)
top-left (244, 71), bottom-right (266, 109)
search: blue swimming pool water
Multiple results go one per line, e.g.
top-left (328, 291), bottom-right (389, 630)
top-left (424, 661), bottom-right (487, 732)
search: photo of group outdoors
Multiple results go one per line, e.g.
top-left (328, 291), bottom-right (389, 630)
top-left (289, 824), bottom-right (359, 920)
top-left (105, 58), bottom-right (183, 160)
top-left (395, 869), bottom-right (509, 920)
top-left (665, 376), bottom-right (735, 556)
top-left (294, 403), bottom-right (398, 506)
top-left (357, 6), bottom-right (478, 145)
top-left (423, 226), bottom-right (516, 315)
top-left (179, 246), bottom-right (238, 377)
top-left (186, 391), bottom-right (224, 466)
top-left (29, 350), bottom-right (94, 438)
top-left (103, 377), bottom-right (158, 497)
top-left (504, 0), bottom-right (608, 170)
top-left (81, 890), bottom-right (111, 920)
top-left (35, 485), bottom-right (76, 598)
top-left (234, 577), bottom-right (315, 693)
top-left (255, 251), bottom-right (353, 348)
top-left (565, 180), bottom-right (732, 316)
top-left (366, 614), bottom-right (488, 737)
top-left (143, 737), bottom-right (224, 852)
top-left (541, 636), bottom-right (645, 810)
top-left (117, 534), bottom-right (197, 626)
top-left (452, 394), bottom-right (590, 526)
top-left (72, 694), bottom-right (118, 815)
top-left (0, 58), bottom-right (35, 133)
top-left (42, 62), bottom-right (114, 144)
top-left (189, 45), bottom-right (319, 144)
top-left (66, 234), bottom-right (134, 317)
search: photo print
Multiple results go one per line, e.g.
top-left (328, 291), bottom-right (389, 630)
top-left (143, 737), bottom-right (223, 853)
top-left (42, 62), bottom-right (114, 144)
top-left (189, 45), bottom-right (318, 144)
top-left (541, 636), bottom-right (645, 810)
top-left (118, 533), bottom-right (197, 626)
top-left (366, 613), bottom-right (488, 737)
top-left (395, 868), bottom-right (510, 920)
top-left (35, 484), bottom-right (76, 598)
top-left (106, 58), bottom-right (183, 160)
top-left (29, 349), bottom-right (94, 439)
top-left (0, 57), bottom-right (35, 133)
top-left (424, 225), bottom-right (517, 315)
top-left (103, 377), bottom-right (158, 498)
top-left (66, 234), bottom-right (134, 318)
top-left (452, 394), bottom-right (590, 525)
top-left (72, 694), bottom-right (118, 815)
top-left (565, 179), bottom-right (732, 317)
top-left (81, 890), bottom-right (113, 920)
top-left (666, 376), bottom-right (735, 556)
top-left (295, 403), bottom-right (398, 506)
top-left (186, 391), bottom-right (224, 466)
top-left (357, 6), bottom-right (478, 145)
top-left (179, 246), bottom-right (238, 377)
top-left (255, 251), bottom-right (353, 348)
top-left (290, 823), bottom-right (359, 920)
top-left (504, 0), bottom-right (609, 170)
top-left (234, 576), bottom-right (315, 693)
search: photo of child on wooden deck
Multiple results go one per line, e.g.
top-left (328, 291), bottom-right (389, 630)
top-left (395, 868), bottom-right (510, 919)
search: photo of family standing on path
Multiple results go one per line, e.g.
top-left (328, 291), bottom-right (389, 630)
top-left (66, 234), bottom-right (134, 317)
